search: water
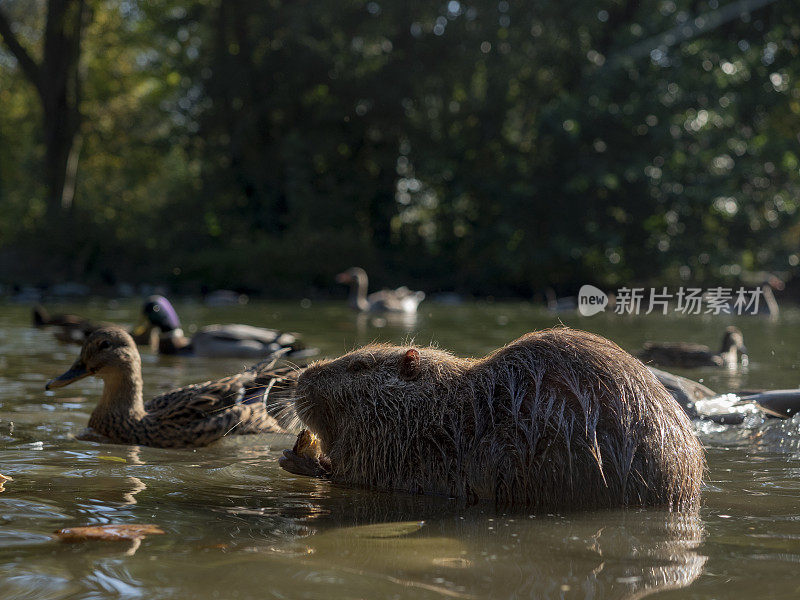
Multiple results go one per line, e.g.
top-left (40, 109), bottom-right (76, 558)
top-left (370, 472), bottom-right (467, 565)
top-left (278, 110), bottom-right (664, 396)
top-left (2, 299), bottom-right (800, 599)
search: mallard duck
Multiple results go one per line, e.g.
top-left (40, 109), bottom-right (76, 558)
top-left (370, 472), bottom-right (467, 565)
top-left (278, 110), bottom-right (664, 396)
top-left (33, 305), bottom-right (103, 344)
top-left (336, 267), bottom-right (425, 313)
top-left (648, 366), bottom-right (716, 418)
top-left (637, 326), bottom-right (747, 369)
top-left (651, 366), bottom-right (800, 423)
top-left (739, 389), bottom-right (800, 419)
top-left (34, 305), bottom-right (157, 347)
top-left (135, 295), bottom-right (315, 359)
top-left (45, 327), bottom-right (299, 448)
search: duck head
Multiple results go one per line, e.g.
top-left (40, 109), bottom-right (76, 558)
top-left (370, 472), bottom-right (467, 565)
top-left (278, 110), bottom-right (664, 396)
top-left (720, 326), bottom-right (748, 365)
top-left (46, 327), bottom-right (140, 389)
top-left (132, 295), bottom-right (181, 336)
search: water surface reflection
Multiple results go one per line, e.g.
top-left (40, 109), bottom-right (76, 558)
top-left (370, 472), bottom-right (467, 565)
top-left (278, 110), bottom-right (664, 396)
top-left (2, 300), bottom-right (800, 598)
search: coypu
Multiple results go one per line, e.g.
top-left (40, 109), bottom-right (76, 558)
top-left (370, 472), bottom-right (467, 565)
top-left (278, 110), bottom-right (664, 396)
top-left (282, 327), bottom-right (704, 511)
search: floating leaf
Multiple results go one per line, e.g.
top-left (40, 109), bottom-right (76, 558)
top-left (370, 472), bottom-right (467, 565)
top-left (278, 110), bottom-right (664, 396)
top-left (337, 521), bottom-right (425, 539)
top-left (98, 456), bottom-right (127, 463)
top-left (53, 524), bottom-right (164, 542)
top-left (199, 543), bottom-right (229, 550)
top-left (0, 473), bottom-right (12, 482)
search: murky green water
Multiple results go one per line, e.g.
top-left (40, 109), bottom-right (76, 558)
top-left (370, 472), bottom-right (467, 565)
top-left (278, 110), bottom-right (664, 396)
top-left (2, 299), bottom-right (800, 599)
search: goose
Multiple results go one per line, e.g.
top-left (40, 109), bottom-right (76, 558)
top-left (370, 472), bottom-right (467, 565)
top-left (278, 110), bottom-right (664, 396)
top-left (336, 267), bottom-right (425, 313)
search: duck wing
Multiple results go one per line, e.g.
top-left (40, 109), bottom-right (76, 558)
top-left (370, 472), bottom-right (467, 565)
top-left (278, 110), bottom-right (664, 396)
top-left (190, 324), bottom-right (309, 358)
top-left (143, 361), bottom-right (298, 444)
top-left (648, 367), bottom-right (716, 418)
top-left (637, 342), bottom-right (718, 368)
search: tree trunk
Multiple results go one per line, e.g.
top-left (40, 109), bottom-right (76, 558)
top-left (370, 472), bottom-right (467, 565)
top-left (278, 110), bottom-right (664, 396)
top-left (0, 0), bottom-right (88, 216)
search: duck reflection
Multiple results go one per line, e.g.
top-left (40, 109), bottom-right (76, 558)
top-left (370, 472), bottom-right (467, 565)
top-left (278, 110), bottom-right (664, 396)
top-left (120, 476), bottom-right (146, 505)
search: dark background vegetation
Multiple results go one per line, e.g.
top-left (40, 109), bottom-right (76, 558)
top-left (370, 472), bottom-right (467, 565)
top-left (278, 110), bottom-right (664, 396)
top-left (1, 0), bottom-right (798, 297)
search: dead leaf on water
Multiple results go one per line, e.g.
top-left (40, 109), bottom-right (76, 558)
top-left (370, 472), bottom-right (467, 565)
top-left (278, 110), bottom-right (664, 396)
top-left (98, 456), bottom-right (127, 463)
top-left (338, 521), bottom-right (425, 539)
top-left (0, 473), bottom-right (11, 492)
top-left (199, 543), bottom-right (229, 551)
top-left (53, 524), bottom-right (164, 542)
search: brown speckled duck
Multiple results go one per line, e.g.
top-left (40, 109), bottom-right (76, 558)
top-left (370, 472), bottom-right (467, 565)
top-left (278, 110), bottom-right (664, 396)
top-left (637, 326), bottom-right (748, 369)
top-left (34, 305), bottom-right (111, 344)
top-left (34, 305), bottom-right (157, 347)
top-left (45, 327), bottom-right (298, 448)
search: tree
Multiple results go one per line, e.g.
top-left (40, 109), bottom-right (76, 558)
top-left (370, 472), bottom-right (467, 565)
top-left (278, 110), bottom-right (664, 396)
top-left (0, 0), bottom-right (90, 214)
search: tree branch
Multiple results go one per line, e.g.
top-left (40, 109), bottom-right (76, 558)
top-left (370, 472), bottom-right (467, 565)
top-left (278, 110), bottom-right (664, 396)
top-left (0, 7), bottom-right (42, 94)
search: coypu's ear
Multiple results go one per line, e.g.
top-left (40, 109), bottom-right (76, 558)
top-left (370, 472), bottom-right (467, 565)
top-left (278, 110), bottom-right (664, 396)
top-left (399, 348), bottom-right (421, 379)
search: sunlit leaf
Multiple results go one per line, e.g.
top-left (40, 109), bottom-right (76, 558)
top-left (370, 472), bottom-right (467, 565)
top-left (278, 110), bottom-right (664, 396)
top-left (53, 524), bottom-right (165, 542)
top-left (98, 456), bottom-right (127, 463)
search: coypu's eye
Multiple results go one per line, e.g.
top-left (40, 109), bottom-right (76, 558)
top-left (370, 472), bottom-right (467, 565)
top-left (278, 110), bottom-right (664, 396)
top-left (399, 349), bottom-right (421, 379)
top-left (97, 340), bottom-right (112, 351)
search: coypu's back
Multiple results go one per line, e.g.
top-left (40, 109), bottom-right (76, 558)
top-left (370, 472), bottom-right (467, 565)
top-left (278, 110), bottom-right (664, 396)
top-left (466, 328), bottom-right (703, 510)
top-left (295, 328), bottom-right (704, 511)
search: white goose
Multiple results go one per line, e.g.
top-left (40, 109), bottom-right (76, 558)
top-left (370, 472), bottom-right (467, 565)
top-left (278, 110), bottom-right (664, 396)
top-left (336, 267), bottom-right (425, 314)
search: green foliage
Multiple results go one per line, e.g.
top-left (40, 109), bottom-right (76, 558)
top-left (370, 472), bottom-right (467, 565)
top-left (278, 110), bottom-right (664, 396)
top-left (1, 0), bottom-right (799, 294)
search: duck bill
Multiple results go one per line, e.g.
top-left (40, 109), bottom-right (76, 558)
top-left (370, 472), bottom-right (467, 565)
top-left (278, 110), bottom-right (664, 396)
top-left (46, 360), bottom-right (90, 390)
top-left (131, 316), bottom-right (151, 337)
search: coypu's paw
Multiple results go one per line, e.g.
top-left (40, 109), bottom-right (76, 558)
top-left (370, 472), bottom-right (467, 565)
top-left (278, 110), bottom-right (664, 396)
top-left (279, 429), bottom-right (331, 478)
top-left (279, 449), bottom-right (331, 478)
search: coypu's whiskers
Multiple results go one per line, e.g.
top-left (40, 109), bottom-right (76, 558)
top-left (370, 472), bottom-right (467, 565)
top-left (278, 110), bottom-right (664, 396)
top-left (279, 359), bottom-right (306, 374)
top-left (222, 416), bottom-right (245, 437)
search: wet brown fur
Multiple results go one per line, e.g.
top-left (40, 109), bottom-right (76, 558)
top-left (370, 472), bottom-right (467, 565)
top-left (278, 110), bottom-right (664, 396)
top-left (294, 327), bottom-right (704, 510)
